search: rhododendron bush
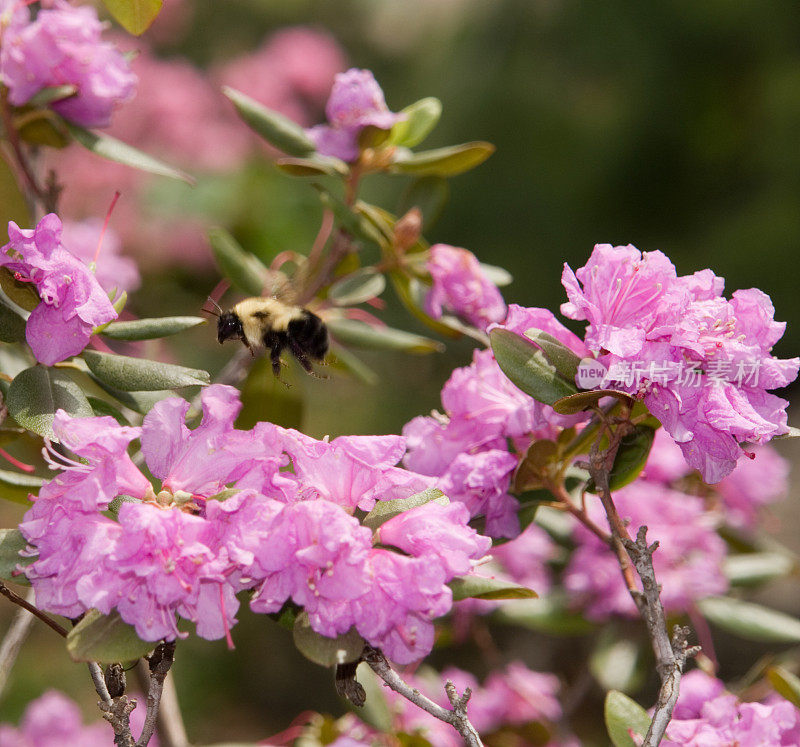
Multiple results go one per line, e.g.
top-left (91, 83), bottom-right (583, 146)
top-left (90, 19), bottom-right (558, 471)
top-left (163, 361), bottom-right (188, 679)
top-left (0, 2), bottom-right (798, 746)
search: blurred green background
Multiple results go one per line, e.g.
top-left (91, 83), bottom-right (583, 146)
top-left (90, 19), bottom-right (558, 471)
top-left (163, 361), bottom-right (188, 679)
top-left (2, 0), bottom-right (800, 742)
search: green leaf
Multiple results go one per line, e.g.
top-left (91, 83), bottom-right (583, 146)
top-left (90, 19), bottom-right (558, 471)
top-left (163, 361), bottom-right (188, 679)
top-left (222, 87), bottom-right (316, 157)
top-left (328, 269), bottom-right (386, 306)
top-left (449, 575), bottom-right (537, 602)
top-left (327, 344), bottom-right (378, 386)
top-left (524, 328), bottom-right (583, 384)
top-left (698, 597), bottom-right (800, 642)
top-left (388, 98), bottom-right (442, 148)
top-left (490, 328), bottom-right (578, 405)
top-left (363, 488), bottom-right (448, 532)
top-left (397, 176), bottom-right (449, 231)
top-left (724, 553), bottom-right (796, 586)
top-left (391, 142), bottom-right (495, 177)
top-left (326, 318), bottom-right (443, 355)
top-left (28, 85), bottom-right (77, 107)
top-left (99, 316), bottom-right (206, 341)
top-left (66, 609), bottom-right (155, 664)
top-left (479, 262), bottom-right (513, 287)
top-left (553, 389), bottom-right (634, 415)
top-left (7, 367), bottom-right (93, 440)
top-left (0, 528), bottom-right (34, 583)
top-left (275, 156), bottom-right (347, 177)
top-left (768, 666), bottom-right (800, 709)
top-left (102, 0), bottom-right (162, 34)
top-left (513, 440), bottom-right (559, 492)
top-left (292, 612), bottom-right (364, 668)
top-left (66, 122), bottom-right (193, 183)
top-left (88, 376), bottom-right (173, 415)
top-left (82, 350), bottom-right (210, 391)
top-left (587, 425), bottom-right (656, 493)
top-left (390, 273), bottom-right (461, 339)
top-left (0, 267), bottom-right (40, 312)
top-left (0, 302), bottom-right (26, 343)
top-left (604, 690), bottom-right (651, 747)
top-left (16, 110), bottom-right (70, 148)
top-left (208, 227), bottom-right (267, 297)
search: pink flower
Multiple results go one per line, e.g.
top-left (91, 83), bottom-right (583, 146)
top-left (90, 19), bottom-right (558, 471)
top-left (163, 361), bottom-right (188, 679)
top-left (0, 1), bottom-right (136, 127)
top-left (564, 482), bottom-right (728, 619)
top-left (561, 244), bottom-right (681, 357)
top-left (282, 430), bottom-right (432, 511)
top-left (378, 501), bottom-right (492, 577)
top-left (425, 244), bottom-right (507, 329)
top-left (661, 671), bottom-right (800, 747)
top-left (111, 502), bottom-right (235, 641)
top-left (306, 68), bottom-right (404, 161)
top-left (0, 214), bottom-right (117, 364)
top-left (248, 500), bottom-right (373, 638)
top-left (354, 549), bottom-right (452, 664)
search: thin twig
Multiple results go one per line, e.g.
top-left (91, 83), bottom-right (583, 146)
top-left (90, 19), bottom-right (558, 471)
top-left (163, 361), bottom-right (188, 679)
top-left (363, 646), bottom-right (484, 747)
top-left (154, 671), bottom-right (190, 747)
top-left (89, 661), bottom-right (112, 705)
top-left (136, 641), bottom-right (176, 747)
top-left (624, 528), bottom-right (700, 745)
top-left (0, 587), bottom-right (36, 700)
top-left (0, 581), bottom-right (67, 637)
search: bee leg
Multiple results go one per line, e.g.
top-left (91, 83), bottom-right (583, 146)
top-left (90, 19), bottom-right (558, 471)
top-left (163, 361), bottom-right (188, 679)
top-left (270, 345), bottom-right (292, 388)
top-left (290, 340), bottom-right (329, 380)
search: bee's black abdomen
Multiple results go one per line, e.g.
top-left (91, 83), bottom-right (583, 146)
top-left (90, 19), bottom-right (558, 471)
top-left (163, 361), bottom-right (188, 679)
top-left (288, 310), bottom-right (329, 361)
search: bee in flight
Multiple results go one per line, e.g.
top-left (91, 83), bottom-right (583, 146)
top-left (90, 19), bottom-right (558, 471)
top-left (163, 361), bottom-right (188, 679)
top-left (215, 297), bottom-right (329, 380)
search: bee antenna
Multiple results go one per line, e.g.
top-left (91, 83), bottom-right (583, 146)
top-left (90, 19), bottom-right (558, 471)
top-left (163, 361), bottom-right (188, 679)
top-left (202, 296), bottom-right (222, 318)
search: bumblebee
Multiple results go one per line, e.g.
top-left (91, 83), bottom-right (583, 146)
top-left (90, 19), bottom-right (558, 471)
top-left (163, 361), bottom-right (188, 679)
top-left (216, 297), bottom-right (329, 378)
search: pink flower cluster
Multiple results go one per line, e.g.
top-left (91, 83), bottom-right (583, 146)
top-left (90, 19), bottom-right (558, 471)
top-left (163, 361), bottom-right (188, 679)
top-left (562, 243), bottom-right (799, 483)
top-left (425, 244), bottom-right (507, 330)
top-left (306, 68), bottom-right (404, 162)
top-left (661, 670), bottom-right (800, 746)
top-left (0, 214), bottom-right (117, 365)
top-left (0, 689), bottom-right (155, 746)
top-left (0, 0), bottom-right (136, 128)
top-left (403, 304), bottom-right (589, 537)
top-left (19, 385), bottom-right (492, 664)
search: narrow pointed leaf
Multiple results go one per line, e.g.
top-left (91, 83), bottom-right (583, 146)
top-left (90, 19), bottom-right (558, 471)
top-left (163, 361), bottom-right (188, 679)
top-left (102, 0), bottom-right (163, 34)
top-left (605, 690), bottom-right (651, 747)
top-left (99, 316), bottom-right (206, 341)
top-left (88, 375), bottom-right (174, 415)
top-left (449, 575), bottom-right (537, 601)
top-left (327, 343), bottom-right (378, 386)
top-left (698, 597), bottom-right (800, 642)
top-left (87, 396), bottom-right (130, 425)
top-left (524, 328), bottom-right (583, 383)
top-left (28, 85), bottom-right (77, 107)
top-left (479, 262), bottom-right (513, 287)
top-left (389, 97), bottom-right (442, 148)
top-left (223, 87), bottom-right (315, 157)
top-left (724, 553), bottom-right (795, 586)
top-left (208, 227), bottom-right (267, 297)
top-left (768, 666), bottom-right (800, 709)
top-left (490, 328), bottom-right (578, 405)
top-left (327, 318), bottom-right (443, 354)
top-left (328, 269), bottom-right (386, 306)
top-left (553, 389), bottom-right (634, 415)
top-left (391, 142), bottom-right (495, 177)
top-left (0, 469), bottom-right (43, 506)
top-left (275, 156), bottom-right (347, 177)
top-left (494, 595), bottom-right (594, 635)
top-left (362, 489), bottom-right (447, 532)
top-left (82, 350), bottom-right (210, 391)
top-left (66, 609), bottom-right (155, 663)
top-left (0, 528), bottom-right (35, 583)
top-left (292, 611), bottom-right (364, 667)
top-left (7, 367), bottom-right (92, 440)
top-left (66, 123), bottom-right (193, 183)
